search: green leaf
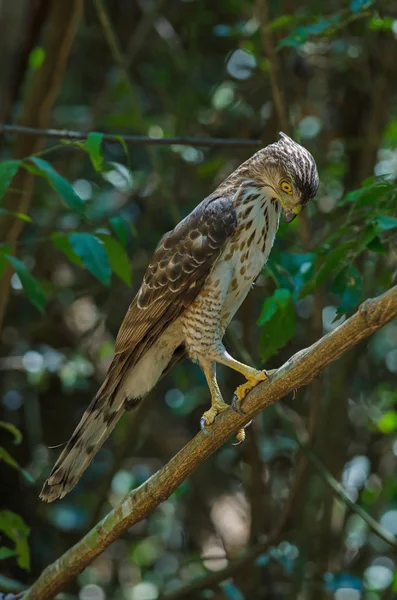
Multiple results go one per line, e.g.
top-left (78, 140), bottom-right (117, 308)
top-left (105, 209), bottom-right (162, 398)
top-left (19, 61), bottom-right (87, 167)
top-left (0, 447), bottom-right (22, 471)
top-left (0, 243), bottom-right (12, 278)
top-left (27, 157), bottom-right (85, 215)
top-left (0, 208), bottom-right (32, 222)
top-left (0, 547), bottom-right (17, 560)
top-left (300, 241), bottom-right (355, 297)
top-left (220, 581), bottom-right (246, 600)
top-left (0, 511), bottom-right (30, 570)
top-left (367, 236), bottom-right (386, 255)
top-left (109, 216), bottom-right (130, 247)
top-left (257, 288), bottom-right (288, 326)
top-left (392, 567), bottom-right (397, 593)
top-left (69, 233), bottom-right (111, 285)
top-left (385, 119), bottom-right (397, 145)
top-left (339, 180), bottom-right (391, 208)
top-left (28, 46), bottom-right (45, 69)
top-left (278, 26), bottom-right (309, 48)
top-left (355, 224), bottom-right (378, 254)
top-left (258, 289), bottom-right (295, 361)
top-left (268, 252), bottom-right (315, 298)
top-left (86, 132), bottom-right (104, 172)
top-left (374, 215), bottom-right (397, 231)
top-left (0, 447), bottom-right (34, 484)
top-left (113, 134), bottom-right (132, 173)
top-left (52, 232), bottom-right (83, 267)
top-left (350, 0), bottom-right (373, 12)
top-left (97, 234), bottom-right (132, 285)
top-left (0, 160), bottom-right (21, 201)
top-left (269, 15), bottom-right (299, 31)
top-left (307, 17), bottom-right (338, 35)
top-left (278, 16), bottom-right (338, 48)
top-left (331, 265), bottom-right (362, 317)
top-left (368, 16), bottom-right (395, 30)
top-left (5, 255), bottom-right (46, 313)
top-left (0, 422), bottom-right (22, 445)
top-left (376, 411), bottom-right (397, 434)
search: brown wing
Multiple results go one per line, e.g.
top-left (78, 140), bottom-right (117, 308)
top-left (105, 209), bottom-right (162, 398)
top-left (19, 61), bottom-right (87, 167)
top-left (100, 194), bottom-right (237, 399)
top-left (39, 194), bottom-right (237, 502)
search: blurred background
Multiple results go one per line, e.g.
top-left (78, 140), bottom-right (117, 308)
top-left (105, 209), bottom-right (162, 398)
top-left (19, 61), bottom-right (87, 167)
top-left (1, 0), bottom-right (397, 599)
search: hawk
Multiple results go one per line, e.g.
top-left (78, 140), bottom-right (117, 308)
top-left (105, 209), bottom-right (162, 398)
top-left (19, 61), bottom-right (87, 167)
top-left (40, 132), bottom-right (319, 502)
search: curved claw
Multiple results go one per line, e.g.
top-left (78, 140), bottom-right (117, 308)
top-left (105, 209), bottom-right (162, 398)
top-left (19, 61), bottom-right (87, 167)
top-left (232, 420), bottom-right (253, 445)
top-left (231, 394), bottom-right (246, 417)
top-left (233, 436), bottom-right (244, 446)
top-left (233, 427), bottom-right (246, 445)
top-left (200, 416), bottom-right (213, 437)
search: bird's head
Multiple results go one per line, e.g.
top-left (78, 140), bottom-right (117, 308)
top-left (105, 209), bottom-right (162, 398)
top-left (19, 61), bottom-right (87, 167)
top-left (254, 132), bottom-right (319, 223)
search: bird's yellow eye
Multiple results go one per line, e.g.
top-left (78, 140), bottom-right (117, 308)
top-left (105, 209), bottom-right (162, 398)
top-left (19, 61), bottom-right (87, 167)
top-left (280, 180), bottom-right (292, 194)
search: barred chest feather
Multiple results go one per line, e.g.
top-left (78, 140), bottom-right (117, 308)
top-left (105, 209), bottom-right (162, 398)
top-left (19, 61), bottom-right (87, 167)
top-left (219, 184), bottom-right (280, 320)
top-left (181, 184), bottom-right (280, 357)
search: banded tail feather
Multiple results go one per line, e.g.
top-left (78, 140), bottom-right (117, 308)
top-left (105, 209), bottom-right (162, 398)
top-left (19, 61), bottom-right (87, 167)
top-left (39, 391), bottom-right (126, 503)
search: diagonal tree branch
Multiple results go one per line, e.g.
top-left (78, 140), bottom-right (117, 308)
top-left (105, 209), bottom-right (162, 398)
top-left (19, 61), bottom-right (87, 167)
top-left (24, 285), bottom-right (397, 600)
top-left (0, 124), bottom-right (262, 147)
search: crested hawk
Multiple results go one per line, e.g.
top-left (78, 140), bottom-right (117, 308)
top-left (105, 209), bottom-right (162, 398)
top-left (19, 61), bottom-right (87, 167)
top-left (40, 132), bottom-right (319, 502)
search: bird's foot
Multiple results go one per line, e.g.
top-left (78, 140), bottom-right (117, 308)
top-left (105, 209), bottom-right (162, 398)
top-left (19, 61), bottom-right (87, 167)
top-left (200, 399), bottom-right (228, 437)
top-left (233, 420), bottom-right (253, 446)
top-left (232, 369), bottom-right (275, 415)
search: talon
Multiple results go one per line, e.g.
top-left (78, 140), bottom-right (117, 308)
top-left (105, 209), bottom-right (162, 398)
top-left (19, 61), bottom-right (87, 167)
top-left (200, 417), bottom-right (213, 437)
top-left (233, 370), bottom-right (269, 407)
top-left (233, 428), bottom-right (246, 445)
top-left (231, 394), bottom-right (246, 416)
top-left (232, 420), bottom-right (253, 446)
top-left (200, 400), bottom-right (228, 437)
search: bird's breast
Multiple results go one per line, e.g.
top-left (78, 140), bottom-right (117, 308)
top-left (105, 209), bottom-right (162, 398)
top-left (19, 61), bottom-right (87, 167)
top-left (219, 194), bottom-right (280, 322)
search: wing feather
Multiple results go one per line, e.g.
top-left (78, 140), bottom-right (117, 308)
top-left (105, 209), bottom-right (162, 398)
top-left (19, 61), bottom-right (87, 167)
top-left (101, 194), bottom-right (237, 398)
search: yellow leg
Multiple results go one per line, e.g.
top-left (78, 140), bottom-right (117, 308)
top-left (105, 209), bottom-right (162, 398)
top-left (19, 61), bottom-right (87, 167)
top-left (215, 351), bottom-right (274, 414)
top-left (200, 361), bottom-right (228, 436)
top-left (199, 360), bottom-right (245, 442)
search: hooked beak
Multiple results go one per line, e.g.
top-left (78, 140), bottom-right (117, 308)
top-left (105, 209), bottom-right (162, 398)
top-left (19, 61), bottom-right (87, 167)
top-left (279, 200), bottom-right (302, 224)
top-left (282, 209), bottom-right (298, 223)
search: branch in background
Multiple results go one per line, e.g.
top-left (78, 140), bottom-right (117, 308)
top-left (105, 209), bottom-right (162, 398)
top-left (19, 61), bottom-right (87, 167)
top-left (0, 124), bottom-right (262, 148)
top-left (92, 0), bottom-right (210, 223)
top-left (0, 0), bottom-right (83, 334)
top-left (256, 0), bottom-right (289, 134)
top-left (275, 403), bottom-right (397, 549)
top-left (92, 0), bottom-right (144, 128)
top-left (162, 431), bottom-right (320, 600)
top-left (23, 286), bottom-right (397, 600)
top-left (256, 8), bottom-right (323, 584)
top-left (175, 392), bottom-right (397, 600)
top-left (89, 0), bottom-right (167, 125)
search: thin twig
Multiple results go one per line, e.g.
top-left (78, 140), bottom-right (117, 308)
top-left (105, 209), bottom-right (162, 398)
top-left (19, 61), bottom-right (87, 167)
top-left (92, 0), bottom-right (142, 126)
top-left (276, 403), bottom-right (397, 549)
top-left (22, 285), bottom-right (397, 600)
top-left (0, 124), bottom-right (262, 147)
top-left (256, 0), bottom-right (289, 133)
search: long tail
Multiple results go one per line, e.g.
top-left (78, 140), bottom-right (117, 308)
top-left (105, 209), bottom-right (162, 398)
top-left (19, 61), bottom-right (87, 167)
top-left (40, 390), bottom-right (126, 503)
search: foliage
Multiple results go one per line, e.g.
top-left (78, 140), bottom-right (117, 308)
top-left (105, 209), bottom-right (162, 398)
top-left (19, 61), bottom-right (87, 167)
top-left (1, 0), bottom-right (397, 598)
top-left (0, 511), bottom-right (30, 570)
